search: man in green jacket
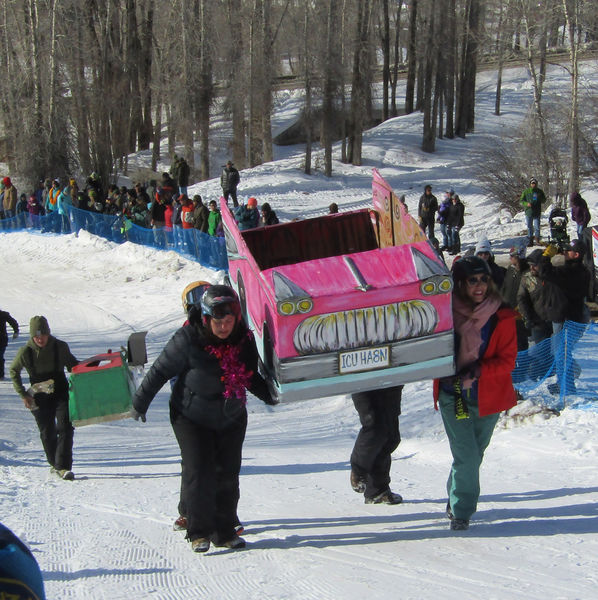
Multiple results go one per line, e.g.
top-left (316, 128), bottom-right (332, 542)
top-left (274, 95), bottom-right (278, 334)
top-left (9, 316), bottom-right (79, 480)
top-left (520, 177), bottom-right (547, 247)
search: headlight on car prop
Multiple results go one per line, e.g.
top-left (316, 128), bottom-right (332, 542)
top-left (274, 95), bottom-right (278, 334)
top-left (273, 271), bottom-right (314, 316)
top-left (420, 276), bottom-right (452, 296)
top-left (277, 296), bottom-right (314, 316)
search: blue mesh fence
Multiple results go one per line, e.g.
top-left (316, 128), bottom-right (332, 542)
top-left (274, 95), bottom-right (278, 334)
top-left (0, 207), bottom-right (228, 271)
top-left (513, 320), bottom-right (598, 412)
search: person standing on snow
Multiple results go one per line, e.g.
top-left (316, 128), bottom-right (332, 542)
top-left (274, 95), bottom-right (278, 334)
top-left (446, 192), bottom-right (465, 255)
top-left (349, 386), bottom-right (404, 505)
top-left (500, 245), bottom-right (529, 352)
top-left (207, 200), bottom-right (223, 236)
top-left (437, 190), bottom-right (452, 251)
top-left (520, 177), bottom-right (546, 247)
top-left (9, 316), bottom-right (79, 480)
top-left (569, 192), bottom-right (591, 237)
top-left (131, 285), bottom-right (277, 553)
top-left (474, 237), bottom-right (506, 288)
top-left (418, 184), bottom-right (438, 241)
top-left (434, 256), bottom-right (517, 531)
top-left (220, 161), bottom-right (240, 208)
top-left (538, 239), bottom-right (590, 395)
top-left (2, 177), bottom-right (18, 219)
top-left (516, 249), bottom-right (553, 345)
top-left (0, 309), bottom-right (19, 379)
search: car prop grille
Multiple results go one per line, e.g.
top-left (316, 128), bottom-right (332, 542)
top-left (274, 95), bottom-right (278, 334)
top-left (293, 299), bottom-right (438, 355)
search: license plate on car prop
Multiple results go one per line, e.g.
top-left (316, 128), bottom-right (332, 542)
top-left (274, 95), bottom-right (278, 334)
top-left (339, 346), bottom-right (390, 374)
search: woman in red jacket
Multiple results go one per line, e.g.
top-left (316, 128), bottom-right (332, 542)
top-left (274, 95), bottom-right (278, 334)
top-left (434, 256), bottom-right (517, 531)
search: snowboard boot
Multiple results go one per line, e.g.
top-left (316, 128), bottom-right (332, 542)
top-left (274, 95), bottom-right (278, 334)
top-left (58, 469), bottom-right (74, 481)
top-left (450, 518), bottom-right (469, 531)
top-left (350, 469), bottom-right (366, 494)
top-left (364, 489), bottom-right (403, 505)
top-left (191, 537), bottom-right (210, 553)
top-left (214, 534), bottom-right (246, 550)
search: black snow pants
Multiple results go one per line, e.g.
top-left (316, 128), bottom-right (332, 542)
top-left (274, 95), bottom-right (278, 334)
top-left (31, 387), bottom-right (74, 471)
top-left (171, 408), bottom-right (247, 543)
top-left (350, 385), bottom-right (403, 499)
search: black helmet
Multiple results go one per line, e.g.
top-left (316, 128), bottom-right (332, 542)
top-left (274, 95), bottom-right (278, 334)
top-left (200, 285), bottom-right (241, 320)
top-left (565, 239), bottom-right (586, 257)
top-left (451, 256), bottom-right (491, 283)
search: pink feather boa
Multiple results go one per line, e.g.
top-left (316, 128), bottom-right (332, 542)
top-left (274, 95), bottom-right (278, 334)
top-left (205, 332), bottom-right (254, 403)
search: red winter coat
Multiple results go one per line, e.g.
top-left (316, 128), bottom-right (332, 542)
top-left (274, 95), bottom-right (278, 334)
top-left (180, 204), bottom-right (194, 229)
top-left (434, 306), bottom-right (517, 417)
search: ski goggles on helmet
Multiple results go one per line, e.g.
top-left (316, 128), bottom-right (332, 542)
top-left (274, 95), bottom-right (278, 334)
top-left (182, 281), bottom-right (211, 312)
top-left (209, 303), bottom-right (241, 321)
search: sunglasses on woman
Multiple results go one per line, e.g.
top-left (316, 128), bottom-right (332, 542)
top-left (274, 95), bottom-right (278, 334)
top-left (466, 275), bottom-right (490, 286)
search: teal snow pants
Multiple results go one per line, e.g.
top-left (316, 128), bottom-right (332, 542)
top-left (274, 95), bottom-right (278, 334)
top-left (438, 388), bottom-right (500, 521)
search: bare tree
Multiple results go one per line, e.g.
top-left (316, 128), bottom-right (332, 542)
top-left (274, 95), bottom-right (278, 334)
top-left (562, 0), bottom-right (581, 195)
top-left (519, 0), bottom-right (551, 188)
top-left (404, 0), bottom-right (418, 114)
top-left (322, 0), bottom-right (341, 177)
top-left (348, 0), bottom-right (373, 165)
top-left (455, 0), bottom-right (482, 137)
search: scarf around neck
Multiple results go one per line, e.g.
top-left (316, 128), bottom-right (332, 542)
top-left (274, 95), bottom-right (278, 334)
top-left (452, 292), bottom-right (502, 388)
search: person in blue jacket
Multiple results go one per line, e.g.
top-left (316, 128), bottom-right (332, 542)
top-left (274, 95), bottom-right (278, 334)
top-left (0, 522), bottom-right (46, 599)
top-left (234, 197), bottom-right (260, 230)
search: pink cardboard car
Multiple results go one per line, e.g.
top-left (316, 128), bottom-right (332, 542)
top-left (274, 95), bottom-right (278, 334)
top-left (221, 169), bottom-right (454, 401)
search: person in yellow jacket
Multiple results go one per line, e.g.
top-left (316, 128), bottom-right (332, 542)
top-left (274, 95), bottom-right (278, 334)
top-left (2, 176), bottom-right (17, 218)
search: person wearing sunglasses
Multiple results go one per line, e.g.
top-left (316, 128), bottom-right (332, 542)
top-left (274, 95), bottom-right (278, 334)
top-left (433, 256), bottom-right (517, 531)
top-left (131, 284), bottom-right (277, 553)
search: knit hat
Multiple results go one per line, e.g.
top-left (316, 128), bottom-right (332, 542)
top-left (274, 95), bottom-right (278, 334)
top-left (509, 244), bottom-right (526, 259)
top-left (30, 315), bottom-right (50, 337)
top-left (3, 176), bottom-right (11, 187)
top-left (247, 197), bottom-right (258, 209)
top-left (565, 238), bottom-right (586, 257)
top-left (475, 237), bottom-right (492, 256)
top-left (527, 249), bottom-right (544, 265)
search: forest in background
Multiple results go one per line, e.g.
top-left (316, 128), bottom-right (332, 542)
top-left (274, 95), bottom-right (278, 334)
top-left (0, 0), bottom-right (596, 204)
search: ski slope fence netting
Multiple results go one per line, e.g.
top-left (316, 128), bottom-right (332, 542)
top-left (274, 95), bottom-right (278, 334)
top-left (0, 207), bottom-right (228, 271)
top-left (513, 320), bottom-right (598, 412)
top-left (2, 210), bottom-right (596, 413)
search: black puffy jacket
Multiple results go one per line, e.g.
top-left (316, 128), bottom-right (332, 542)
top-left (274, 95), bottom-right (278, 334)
top-left (538, 256), bottom-right (590, 323)
top-left (133, 317), bottom-right (272, 430)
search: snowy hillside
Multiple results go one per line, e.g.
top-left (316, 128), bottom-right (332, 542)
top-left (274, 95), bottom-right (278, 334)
top-left (1, 63), bottom-right (598, 600)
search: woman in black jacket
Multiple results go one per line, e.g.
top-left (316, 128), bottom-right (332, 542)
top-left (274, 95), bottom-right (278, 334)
top-left (131, 285), bottom-right (276, 553)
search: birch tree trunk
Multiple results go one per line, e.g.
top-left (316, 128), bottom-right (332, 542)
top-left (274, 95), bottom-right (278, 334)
top-left (562, 0), bottom-right (580, 195)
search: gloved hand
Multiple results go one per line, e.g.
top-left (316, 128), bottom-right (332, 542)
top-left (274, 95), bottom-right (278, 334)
top-left (130, 408), bottom-right (146, 422)
top-left (543, 243), bottom-right (558, 258)
top-left (12, 331), bottom-right (18, 339)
